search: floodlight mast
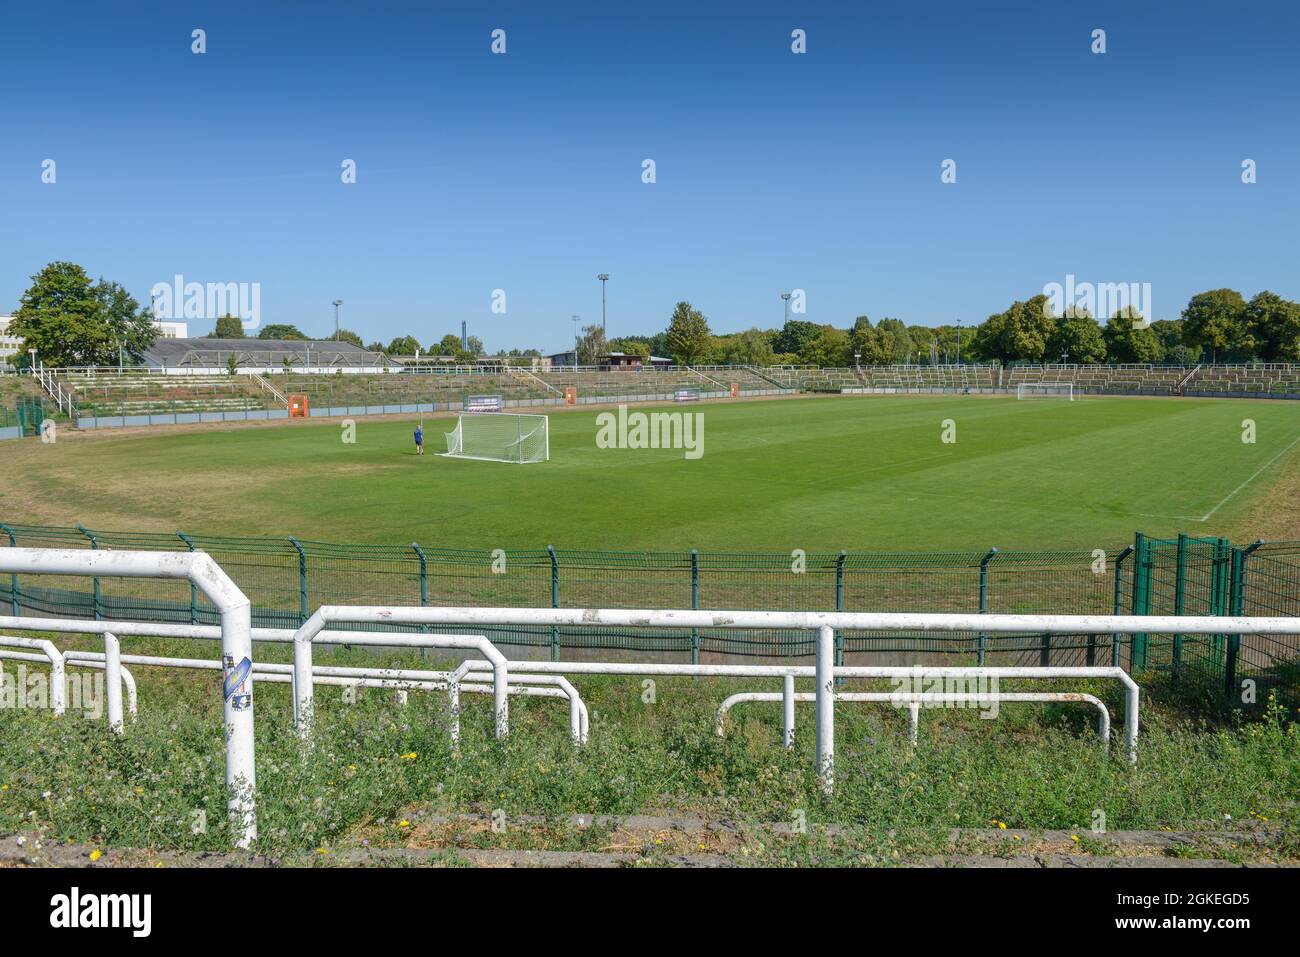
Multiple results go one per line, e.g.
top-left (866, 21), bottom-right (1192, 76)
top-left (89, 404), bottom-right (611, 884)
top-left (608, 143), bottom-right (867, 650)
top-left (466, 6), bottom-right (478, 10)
top-left (597, 274), bottom-right (609, 334)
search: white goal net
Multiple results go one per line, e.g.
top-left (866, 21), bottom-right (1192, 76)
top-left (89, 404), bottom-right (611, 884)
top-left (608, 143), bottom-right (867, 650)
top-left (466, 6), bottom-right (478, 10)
top-left (442, 412), bottom-right (549, 463)
top-left (1016, 382), bottom-right (1074, 401)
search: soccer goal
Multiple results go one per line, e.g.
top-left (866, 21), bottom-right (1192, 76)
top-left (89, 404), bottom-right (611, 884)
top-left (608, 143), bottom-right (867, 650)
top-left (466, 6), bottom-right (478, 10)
top-left (442, 412), bottom-right (549, 463)
top-left (1016, 382), bottom-right (1074, 401)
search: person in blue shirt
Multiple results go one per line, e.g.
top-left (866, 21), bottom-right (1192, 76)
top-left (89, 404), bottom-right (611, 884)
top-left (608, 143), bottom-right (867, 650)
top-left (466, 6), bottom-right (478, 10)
top-left (414, 424), bottom-right (424, 455)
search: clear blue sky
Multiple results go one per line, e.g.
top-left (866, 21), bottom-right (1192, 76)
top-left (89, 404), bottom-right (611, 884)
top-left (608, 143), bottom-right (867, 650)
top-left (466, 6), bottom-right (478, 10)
top-left (2, 1), bottom-right (1296, 353)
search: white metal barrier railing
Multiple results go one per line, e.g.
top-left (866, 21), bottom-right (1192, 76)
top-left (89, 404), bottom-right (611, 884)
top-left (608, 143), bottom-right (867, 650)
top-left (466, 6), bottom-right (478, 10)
top-left (715, 690), bottom-right (1111, 748)
top-left (0, 549), bottom-right (257, 847)
top-left (0, 619), bottom-right (586, 745)
top-left (312, 605), bottom-right (1300, 794)
top-left (3, 590), bottom-right (1299, 844)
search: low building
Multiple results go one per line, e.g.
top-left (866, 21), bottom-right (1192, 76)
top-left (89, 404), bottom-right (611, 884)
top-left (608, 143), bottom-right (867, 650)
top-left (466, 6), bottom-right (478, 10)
top-left (547, 350), bottom-right (577, 368)
top-left (0, 316), bottom-right (21, 365)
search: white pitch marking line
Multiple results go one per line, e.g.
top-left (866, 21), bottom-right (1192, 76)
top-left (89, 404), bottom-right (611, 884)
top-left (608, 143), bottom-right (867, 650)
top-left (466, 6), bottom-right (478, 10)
top-left (1198, 432), bottom-right (1300, 523)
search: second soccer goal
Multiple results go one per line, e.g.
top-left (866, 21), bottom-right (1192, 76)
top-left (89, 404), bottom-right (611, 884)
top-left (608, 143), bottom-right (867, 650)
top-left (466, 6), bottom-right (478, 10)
top-left (442, 412), bottom-right (550, 463)
top-left (1016, 382), bottom-right (1074, 401)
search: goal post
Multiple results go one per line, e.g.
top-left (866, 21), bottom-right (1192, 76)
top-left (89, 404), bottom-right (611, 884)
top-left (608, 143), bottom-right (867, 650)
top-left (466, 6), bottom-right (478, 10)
top-left (442, 412), bottom-right (549, 463)
top-left (1016, 382), bottom-right (1074, 401)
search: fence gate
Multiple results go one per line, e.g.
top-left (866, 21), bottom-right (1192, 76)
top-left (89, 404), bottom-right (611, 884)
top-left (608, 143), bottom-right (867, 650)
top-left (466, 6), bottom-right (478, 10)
top-left (15, 396), bottom-right (46, 436)
top-left (1131, 533), bottom-right (1232, 677)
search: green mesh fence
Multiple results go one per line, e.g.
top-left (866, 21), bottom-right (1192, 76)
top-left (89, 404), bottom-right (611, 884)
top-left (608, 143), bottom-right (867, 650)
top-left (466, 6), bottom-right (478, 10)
top-left (0, 520), bottom-right (1295, 687)
top-left (1232, 541), bottom-right (1300, 704)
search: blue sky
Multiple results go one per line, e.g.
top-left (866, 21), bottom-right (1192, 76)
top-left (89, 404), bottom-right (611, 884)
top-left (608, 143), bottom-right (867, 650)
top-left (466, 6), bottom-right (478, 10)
top-left (1, 1), bottom-right (1296, 353)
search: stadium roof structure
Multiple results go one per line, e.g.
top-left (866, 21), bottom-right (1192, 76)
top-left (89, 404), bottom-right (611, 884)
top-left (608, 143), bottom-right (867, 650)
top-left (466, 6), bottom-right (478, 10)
top-left (141, 337), bottom-right (396, 369)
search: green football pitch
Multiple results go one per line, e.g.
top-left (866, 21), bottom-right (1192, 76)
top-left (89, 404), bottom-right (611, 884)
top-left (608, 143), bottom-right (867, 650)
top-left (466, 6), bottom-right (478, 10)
top-left (4, 394), bottom-right (1299, 551)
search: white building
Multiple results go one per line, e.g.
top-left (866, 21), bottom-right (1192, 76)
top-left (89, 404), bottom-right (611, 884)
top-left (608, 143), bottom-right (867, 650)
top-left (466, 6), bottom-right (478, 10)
top-left (0, 316), bottom-right (20, 365)
top-left (154, 320), bottom-right (188, 338)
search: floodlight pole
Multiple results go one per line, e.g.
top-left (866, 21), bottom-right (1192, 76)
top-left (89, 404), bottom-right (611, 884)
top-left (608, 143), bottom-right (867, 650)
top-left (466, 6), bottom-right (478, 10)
top-left (597, 274), bottom-right (609, 335)
top-left (332, 300), bottom-right (343, 341)
top-left (571, 315), bottom-right (580, 369)
top-left (781, 292), bottom-right (792, 324)
top-left (956, 320), bottom-right (962, 365)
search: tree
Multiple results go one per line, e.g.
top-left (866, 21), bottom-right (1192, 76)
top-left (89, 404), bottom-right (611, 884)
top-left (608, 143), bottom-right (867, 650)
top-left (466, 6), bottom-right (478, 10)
top-left (226, 354), bottom-right (239, 375)
top-left (9, 262), bottom-right (156, 367)
top-left (875, 318), bottom-right (914, 363)
top-left (971, 295), bottom-right (1055, 364)
top-left (386, 336), bottom-right (421, 355)
top-left (799, 326), bottom-right (849, 366)
top-left (1103, 308), bottom-right (1162, 363)
top-left (665, 301), bottom-right (712, 365)
top-left (1246, 291), bottom-right (1300, 361)
top-left (716, 328), bottom-right (776, 365)
top-left (365, 341), bottom-right (386, 353)
top-left (933, 324), bottom-right (973, 364)
top-left (1150, 319), bottom-right (1198, 364)
top-left (258, 324), bottom-right (307, 340)
top-left (434, 334), bottom-right (462, 355)
top-left (576, 324), bottom-right (608, 365)
top-left (908, 325), bottom-right (938, 364)
top-left (848, 316), bottom-right (891, 365)
top-left (466, 335), bottom-right (484, 355)
top-left (771, 319), bottom-right (821, 358)
top-left (1181, 289), bottom-right (1249, 363)
top-left (334, 328), bottom-right (364, 348)
top-left (212, 315), bottom-right (245, 338)
top-left (1048, 309), bottom-right (1107, 364)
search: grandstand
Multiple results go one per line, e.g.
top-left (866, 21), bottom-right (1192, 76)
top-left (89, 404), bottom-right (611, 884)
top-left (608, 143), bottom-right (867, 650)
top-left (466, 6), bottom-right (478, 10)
top-left (50, 368), bottom-right (273, 417)
top-left (140, 337), bottom-right (392, 372)
top-left (14, 360), bottom-right (1300, 433)
top-left (1183, 364), bottom-right (1300, 398)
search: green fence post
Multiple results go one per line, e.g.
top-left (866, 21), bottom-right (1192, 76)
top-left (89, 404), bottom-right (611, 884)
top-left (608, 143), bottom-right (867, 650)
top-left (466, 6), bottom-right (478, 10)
top-left (177, 530), bottom-right (199, 624)
top-left (1172, 532), bottom-right (1189, 675)
top-left (834, 550), bottom-right (846, 674)
top-left (977, 548), bottom-right (997, 666)
top-left (76, 524), bottom-right (102, 620)
top-left (547, 545), bottom-right (559, 661)
top-left (287, 536), bottom-right (308, 625)
top-left (1226, 541), bottom-right (1264, 701)
top-left (412, 542), bottom-right (428, 659)
top-left (0, 523), bottom-right (18, 616)
top-left (690, 549), bottom-right (700, 665)
top-left (1130, 532), bottom-right (1150, 669)
top-left (1209, 536), bottom-right (1231, 676)
top-left (1111, 545), bottom-right (1134, 667)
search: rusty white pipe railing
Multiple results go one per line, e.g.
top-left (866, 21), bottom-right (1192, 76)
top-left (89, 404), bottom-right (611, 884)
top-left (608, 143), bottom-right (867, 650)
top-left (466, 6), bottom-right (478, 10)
top-left (0, 635), bottom-right (65, 715)
top-left (289, 608), bottom-right (509, 741)
top-left (81, 653), bottom-right (584, 744)
top-left (0, 615), bottom-right (510, 743)
top-left (453, 661), bottom-right (588, 743)
top-left (1, 631), bottom-right (126, 733)
top-left (6, 604), bottom-right (1297, 796)
top-left (717, 691), bottom-right (1111, 748)
top-left (0, 616), bottom-right (583, 742)
top-left (2, 650), bottom-right (139, 720)
top-left (0, 549), bottom-right (257, 846)
top-left (334, 605), bottom-right (1300, 794)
